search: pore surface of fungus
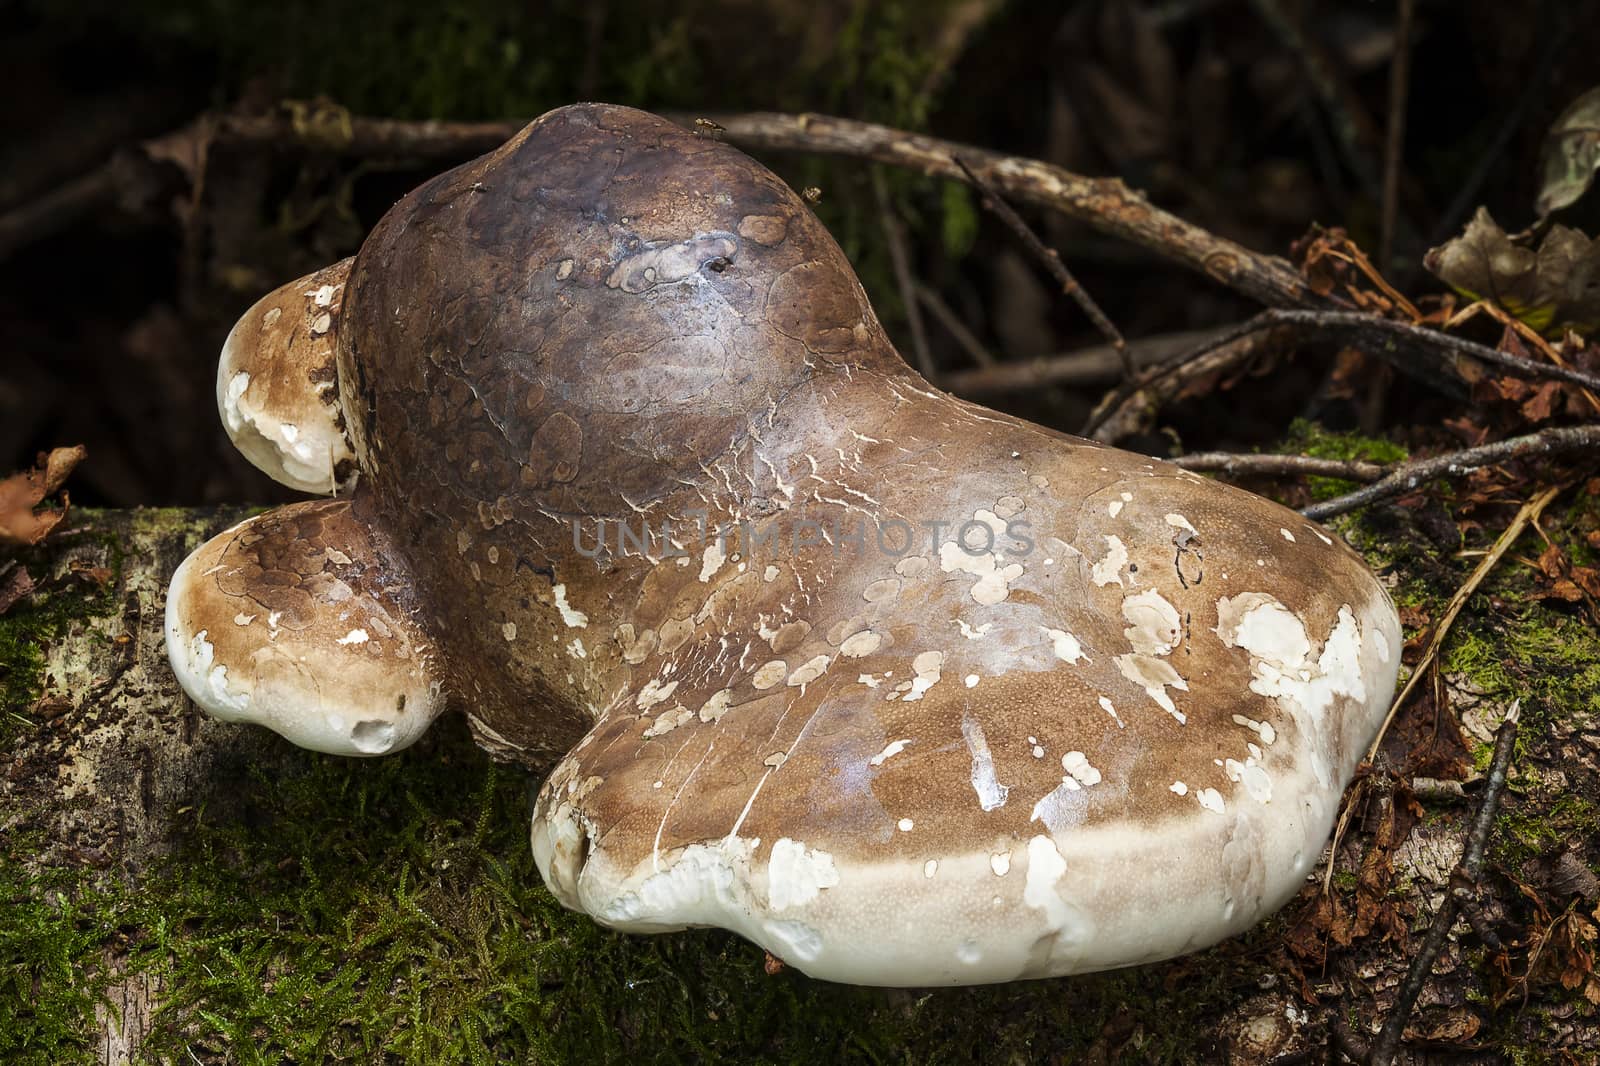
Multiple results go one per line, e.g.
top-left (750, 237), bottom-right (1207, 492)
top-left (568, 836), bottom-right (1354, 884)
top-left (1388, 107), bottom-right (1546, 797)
top-left (165, 104), bottom-right (1402, 986)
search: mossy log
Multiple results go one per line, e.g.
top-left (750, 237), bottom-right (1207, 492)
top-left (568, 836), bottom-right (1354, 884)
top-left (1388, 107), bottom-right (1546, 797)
top-left (3, 507), bottom-right (1596, 1064)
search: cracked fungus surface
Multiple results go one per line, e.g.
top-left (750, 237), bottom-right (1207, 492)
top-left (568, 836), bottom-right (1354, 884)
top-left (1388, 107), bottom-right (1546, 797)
top-left (168, 104), bottom-right (1403, 986)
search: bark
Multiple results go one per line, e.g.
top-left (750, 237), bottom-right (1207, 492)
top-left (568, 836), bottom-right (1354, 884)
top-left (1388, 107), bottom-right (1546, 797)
top-left (2, 507), bottom-right (300, 1063)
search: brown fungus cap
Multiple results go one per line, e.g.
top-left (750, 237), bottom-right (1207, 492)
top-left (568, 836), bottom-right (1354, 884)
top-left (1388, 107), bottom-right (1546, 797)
top-left (165, 500), bottom-right (443, 755)
top-left (217, 258), bottom-right (358, 495)
top-left (167, 104), bottom-right (1402, 985)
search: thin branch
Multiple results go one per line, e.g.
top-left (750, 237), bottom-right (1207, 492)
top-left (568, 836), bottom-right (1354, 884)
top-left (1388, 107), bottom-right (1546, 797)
top-left (913, 282), bottom-right (996, 368)
top-left (0, 108), bottom-right (522, 261)
top-left (1376, 487), bottom-right (1557, 766)
top-left (1380, 0), bottom-right (1416, 274)
top-left (1081, 307), bottom-right (1600, 441)
top-left (952, 156), bottom-right (1132, 377)
top-left (942, 328), bottom-right (1226, 394)
top-left (1368, 702), bottom-right (1522, 1066)
top-left (872, 169), bottom-right (937, 381)
top-left (1173, 452), bottom-right (1385, 482)
top-left (1321, 489), bottom-right (1554, 907)
top-left (7, 103), bottom-right (1327, 316)
top-left (689, 111), bottom-right (1322, 309)
top-left (1303, 428), bottom-right (1596, 521)
top-left (1085, 329), bottom-right (1279, 443)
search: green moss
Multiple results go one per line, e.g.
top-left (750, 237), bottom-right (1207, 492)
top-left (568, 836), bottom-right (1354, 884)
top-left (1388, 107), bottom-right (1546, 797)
top-left (2, 709), bottom-right (1268, 1064)
top-left (0, 527), bottom-right (123, 747)
top-left (1280, 419), bottom-right (1410, 502)
top-left (0, 831), bottom-right (115, 1065)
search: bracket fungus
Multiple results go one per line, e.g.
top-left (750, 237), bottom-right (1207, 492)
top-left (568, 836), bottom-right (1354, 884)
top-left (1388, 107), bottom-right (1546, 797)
top-left (165, 104), bottom-right (1402, 986)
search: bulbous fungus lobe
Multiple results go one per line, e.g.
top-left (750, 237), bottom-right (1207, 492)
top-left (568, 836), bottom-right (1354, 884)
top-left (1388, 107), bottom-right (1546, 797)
top-left (166, 104), bottom-right (1403, 986)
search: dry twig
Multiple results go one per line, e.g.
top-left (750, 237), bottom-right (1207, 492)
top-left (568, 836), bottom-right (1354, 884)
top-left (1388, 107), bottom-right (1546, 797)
top-left (952, 156), bottom-right (1132, 377)
top-left (913, 282), bottom-right (996, 368)
top-left (1367, 702), bottom-right (1522, 1066)
top-left (1172, 452), bottom-right (1385, 482)
top-left (1081, 308), bottom-right (1600, 441)
top-left (688, 111), bottom-right (1322, 309)
top-left (1303, 428), bottom-right (1597, 520)
top-left (942, 328), bottom-right (1227, 394)
top-left (7, 104), bottom-right (1325, 316)
top-left (1319, 488), bottom-right (1557, 902)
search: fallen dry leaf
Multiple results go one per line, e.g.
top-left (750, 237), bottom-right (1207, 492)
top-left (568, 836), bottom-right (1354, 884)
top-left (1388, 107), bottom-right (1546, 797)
top-left (0, 445), bottom-right (87, 547)
top-left (1537, 86), bottom-right (1600, 217)
top-left (1424, 207), bottom-right (1600, 337)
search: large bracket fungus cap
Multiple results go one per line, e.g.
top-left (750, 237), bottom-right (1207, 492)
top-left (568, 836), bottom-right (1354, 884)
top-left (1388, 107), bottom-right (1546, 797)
top-left (166, 103), bottom-right (1402, 986)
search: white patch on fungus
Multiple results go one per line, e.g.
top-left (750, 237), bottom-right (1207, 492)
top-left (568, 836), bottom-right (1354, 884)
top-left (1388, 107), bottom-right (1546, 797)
top-left (1107, 500), bottom-right (1124, 517)
top-left (1280, 528), bottom-right (1296, 542)
top-left (1023, 835), bottom-right (1069, 929)
top-left (894, 556), bottom-right (929, 578)
top-left (336, 628), bottom-right (369, 646)
top-left (956, 620), bottom-right (993, 640)
top-left (751, 660), bottom-right (787, 690)
top-left (636, 677), bottom-right (679, 711)
top-left (1121, 590), bottom-right (1182, 656)
top-left (1097, 695), bottom-right (1125, 728)
top-left (862, 578), bottom-right (900, 602)
top-left (964, 674), bottom-right (980, 688)
top-left (1061, 751), bottom-right (1102, 787)
top-left (1114, 653), bottom-right (1189, 722)
top-left (1224, 757), bottom-right (1274, 804)
top-left (501, 622), bottom-right (517, 642)
top-left (839, 630), bottom-right (882, 658)
top-left (897, 818), bottom-right (914, 832)
top-left (767, 838), bottom-right (840, 911)
top-left (1232, 714), bottom-right (1277, 745)
top-left (1169, 780), bottom-right (1188, 796)
top-left (1164, 513), bottom-right (1197, 534)
top-left (901, 650), bottom-right (944, 702)
top-left (990, 851), bottom-right (1011, 876)
top-left (923, 859), bottom-right (938, 878)
top-left (961, 713), bottom-right (1010, 811)
top-left (1090, 535), bottom-right (1129, 587)
top-left (552, 584), bottom-right (588, 627)
top-left (1214, 595), bottom-right (1368, 728)
top-left (699, 540), bottom-right (726, 582)
top-left (869, 738), bottom-right (910, 766)
top-left (566, 637), bottom-right (586, 659)
top-left (1041, 627), bottom-right (1085, 664)
top-left (786, 654), bottom-right (830, 687)
top-left (1195, 787), bottom-right (1225, 814)
top-left (698, 690), bottom-right (732, 723)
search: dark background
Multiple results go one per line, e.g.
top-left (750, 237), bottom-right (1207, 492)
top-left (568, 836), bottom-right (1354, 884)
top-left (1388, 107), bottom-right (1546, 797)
top-left (5, 0), bottom-right (1599, 506)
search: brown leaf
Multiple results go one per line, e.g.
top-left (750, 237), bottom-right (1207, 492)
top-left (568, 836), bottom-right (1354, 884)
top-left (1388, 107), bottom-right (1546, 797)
top-left (1519, 380), bottom-right (1565, 422)
top-left (1424, 207), bottom-right (1600, 336)
top-left (1537, 86), bottom-right (1600, 217)
top-left (68, 560), bottom-right (114, 589)
top-left (0, 445), bottom-right (86, 547)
